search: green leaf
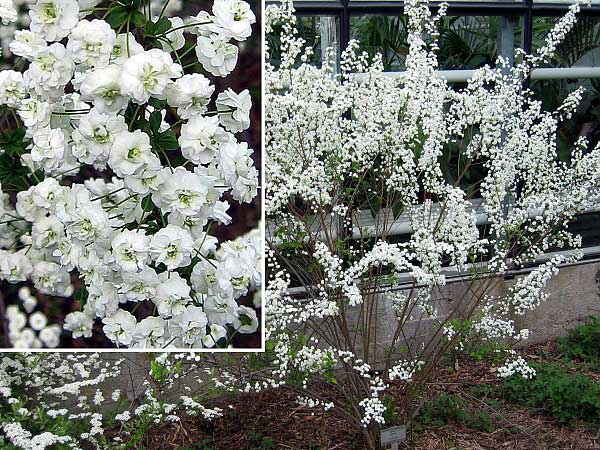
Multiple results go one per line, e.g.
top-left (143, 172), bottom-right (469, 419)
top-left (155, 130), bottom-right (178, 150)
top-left (74, 287), bottom-right (88, 304)
top-left (131, 10), bottom-right (146, 27)
top-left (148, 97), bottom-right (167, 110)
top-left (106, 6), bottom-right (131, 28)
top-left (141, 195), bottom-right (155, 212)
top-left (148, 110), bottom-right (162, 134)
top-left (0, 153), bottom-right (29, 185)
top-left (145, 16), bottom-right (172, 37)
top-left (0, 127), bottom-right (27, 157)
top-left (150, 360), bottom-right (168, 383)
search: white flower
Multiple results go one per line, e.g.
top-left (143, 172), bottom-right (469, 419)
top-left (85, 281), bottom-right (120, 318)
top-left (152, 166), bottom-right (218, 217)
top-left (217, 88), bottom-right (251, 132)
top-left (121, 267), bottom-right (159, 302)
top-left (9, 30), bottom-right (48, 60)
top-left (168, 305), bottom-right (208, 346)
top-left (102, 309), bottom-right (137, 347)
top-left (0, 252), bottom-right (33, 282)
top-left (0, 70), bottom-right (26, 108)
top-left (108, 130), bottom-right (158, 177)
top-left (179, 115), bottom-right (230, 164)
top-left (27, 126), bottom-right (66, 173)
top-left (195, 35), bottom-right (238, 77)
top-left (39, 324), bottom-right (61, 347)
top-left (153, 271), bottom-right (191, 318)
top-left (219, 140), bottom-right (257, 203)
top-left (203, 296), bottom-right (238, 326)
top-left (72, 107), bottom-right (127, 167)
top-left (161, 17), bottom-right (185, 52)
top-left (133, 316), bottom-right (165, 348)
top-left (0, 0), bottom-right (17, 25)
top-left (17, 98), bottom-right (52, 128)
top-left (212, 0), bottom-right (255, 41)
top-left (111, 229), bottom-right (150, 272)
top-left (121, 48), bottom-right (182, 103)
top-left (201, 323), bottom-right (227, 347)
top-left (67, 19), bottom-right (116, 68)
top-left (24, 43), bottom-right (74, 99)
top-left (110, 32), bottom-right (144, 65)
top-left (149, 224), bottom-right (195, 270)
top-left (65, 201), bottom-right (110, 244)
top-left (63, 311), bottom-right (93, 339)
top-left (18, 287), bottom-right (37, 313)
top-left (80, 64), bottom-right (129, 113)
top-left (31, 261), bottom-right (73, 296)
top-left (28, 311), bottom-right (48, 331)
top-left (234, 305), bottom-right (258, 334)
top-left (31, 215), bottom-right (64, 249)
top-left (29, 0), bottom-right (80, 42)
top-left (166, 73), bottom-right (214, 119)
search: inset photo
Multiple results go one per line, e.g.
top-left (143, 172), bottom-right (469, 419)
top-left (0, 0), bottom-right (262, 349)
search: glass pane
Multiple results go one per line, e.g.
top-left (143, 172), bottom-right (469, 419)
top-left (350, 15), bottom-right (523, 71)
top-left (531, 16), bottom-right (600, 68)
top-left (532, 78), bottom-right (600, 151)
top-left (269, 15), bottom-right (340, 68)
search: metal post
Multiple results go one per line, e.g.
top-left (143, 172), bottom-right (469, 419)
top-left (523, 0), bottom-right (534, 88)
top-left (340, 0), bottom-right (350, 52)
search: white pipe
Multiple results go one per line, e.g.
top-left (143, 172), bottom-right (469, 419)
top-left (355, 67), bottom-right (600, 83)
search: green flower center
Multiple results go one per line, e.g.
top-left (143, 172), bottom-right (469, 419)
top-left (42, 4), bottom-right (57, 21)
top-left (128, 147), bottom-right (140, 159)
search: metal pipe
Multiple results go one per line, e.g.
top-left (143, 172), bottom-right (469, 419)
top-left (352, 66), bottom-right (600, 83)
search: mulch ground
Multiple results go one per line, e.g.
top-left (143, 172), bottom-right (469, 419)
top-left (132, 341), bottom-right (600, 450)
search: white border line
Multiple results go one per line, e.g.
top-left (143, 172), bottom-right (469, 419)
top-left (0, 0), bottom-right (267, 355)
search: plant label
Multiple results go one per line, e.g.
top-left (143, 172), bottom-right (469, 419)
top-left (380, 425), bottom-right (406, 450)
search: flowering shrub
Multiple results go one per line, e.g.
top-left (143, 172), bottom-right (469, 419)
top-left (0, 0), bottom-right (262, 348)
top-left (260, 0), bottom-right (600, 448)
top-left (0, 353), bottom-right (228, 449)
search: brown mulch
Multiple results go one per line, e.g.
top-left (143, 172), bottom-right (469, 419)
top-left (142, 388), bottom-right (364, 450)
top-left (127, 342), bottom-right (600, 450)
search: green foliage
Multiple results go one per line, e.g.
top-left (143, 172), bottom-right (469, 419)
top-left (382, 396), bottom-right (396, 425)
top-left (558, 316), bottom-right (600, 368)
top-left (105, 0), bottom-right (146, 28)
top-left (417, 393), bottom-right (495, 432)
top-left (145, 17), bottom-right (172, 38)
top-left (0, 128), bottom-right (27, 157)
top-left (498, 363), bottom-right (600, 426)
top-left (153, 129), bottom-right (179, 151)
top-left (247, 431), bottom-right (277, 450)
top-left (150, 360), bottom-right (169, 384)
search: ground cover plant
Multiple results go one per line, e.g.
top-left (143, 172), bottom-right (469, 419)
top-left (0, 0), bottom-right (262, 348)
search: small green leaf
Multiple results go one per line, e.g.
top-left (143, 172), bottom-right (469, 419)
top-left (106, 6), bottom-right (131, 28)
top-left (141, 195), bottom-right (155, 212)
top-left (131, 10), bottom-right (146, 27)
top-left (148, 97), bottom-right (167, 110)
top-left (0, 127), bottom-right (27, 157)
top-left (155, 130), bottom-right (178, 150)
top-left (148, 110), bottom-right (162, 134)
top-left (154, 17), bottom-right (172, 35)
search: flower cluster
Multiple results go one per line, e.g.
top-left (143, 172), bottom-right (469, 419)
top-left (0, 352), bottom-right (227, 449)
top-left (0, 0), bottom-right (261, 348)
